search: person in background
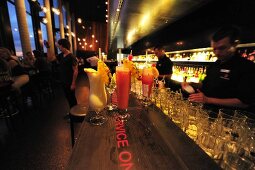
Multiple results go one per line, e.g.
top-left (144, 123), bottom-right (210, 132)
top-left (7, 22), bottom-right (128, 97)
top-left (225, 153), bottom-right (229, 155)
top-left (44, 39), bottom-right (78, 116)
top-left (33, 50), bottom-right (52, 74)
top-left (182, 25), bottom-right (255, 112)
top-left (23, 51), bottom-right (36, 69)
top-left (0, 47), bottom-right (29, 92)
top-left (154, 45), bottom-right (174, 89)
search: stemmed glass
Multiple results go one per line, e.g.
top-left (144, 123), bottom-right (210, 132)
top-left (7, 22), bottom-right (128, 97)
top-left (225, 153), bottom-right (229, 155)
top-left (89, 106), bottom-right (107, 126)
top-left (84, 68), bottom-right (108, 126)
top-left (106, 78), bottom-right (117, 111)
top-left (142, 67), bottom-right (154, 106)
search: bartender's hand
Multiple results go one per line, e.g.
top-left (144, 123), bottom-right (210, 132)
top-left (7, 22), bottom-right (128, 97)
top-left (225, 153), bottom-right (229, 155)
top-left (181, 82), bottom-right (189, 90)
top-left (188, 89), bottom-right (208, 103)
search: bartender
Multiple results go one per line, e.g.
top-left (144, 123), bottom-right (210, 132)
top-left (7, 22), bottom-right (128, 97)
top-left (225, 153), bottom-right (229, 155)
top-left (154, 45), bottom-right (173, 88)
top-left (182, 25), bottom-right (255, 112)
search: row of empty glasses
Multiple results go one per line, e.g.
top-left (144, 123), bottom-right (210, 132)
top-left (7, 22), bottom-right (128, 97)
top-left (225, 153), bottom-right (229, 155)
top-left (131, 80), bottom-right (255, 169)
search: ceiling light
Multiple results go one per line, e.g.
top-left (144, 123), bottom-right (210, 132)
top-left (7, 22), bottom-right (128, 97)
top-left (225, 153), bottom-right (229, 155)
top-left (105, 2), bottom-right (108, 5)
top-left (117, 8), bottom-right (120, 12)
top-left (41, 6), bottom-right (48, 13)
top-left (82, 26), bottom-right (85, 29)
top-left (66, 25), bottom-right (69, 29)
top-left (77, 38), bottom-right (80, 41)
top-left (39, 16), bottom-right (48, 24)
top-left (106, 20), bottom-right (108, 22)
top-left (96, 40), bottom-right (98, 43)
top-left (106, 15), bottom-right (108, 18)
top-left (92, 35), bottom-right (95, 38)
top-left (77, 18), bottom-right (82, 23)
top-left (52, 8), bottom-right (60, 15)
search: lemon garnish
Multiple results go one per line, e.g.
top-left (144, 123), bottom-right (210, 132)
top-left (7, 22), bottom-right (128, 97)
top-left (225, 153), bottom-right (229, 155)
top-left (84, 61), bottom-right (110, 85)
top-left (97, 60), bottom-right (110, 85)
top-left (84, 68), bottom-right (97, 73)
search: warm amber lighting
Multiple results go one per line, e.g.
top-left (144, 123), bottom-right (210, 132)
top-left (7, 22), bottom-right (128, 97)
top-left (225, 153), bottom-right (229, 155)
top-left (106, 15), bottom-right (108, 18)
top-left (82, 26), bottom-right (85, 29)
top-left (77, 38), bottom-right (80, 41)
top-left (77, 18), bottom-right (82, 23)
top-left (82, 38), bottom-right (85, 42)
top-left (105, 2), bottom-right (108, 4)
top-left (66, 25), bottom-right (69, 29)
top-left (106, 20), bottom-right (108, 22)
top-left (82, 46), bottom-right (84, 48)
top-left (125, 0), bottom-right (174, 46)
top-left (66, 33), bottom-right (69, 36)
top-left (41, 6), bottom-right (48, 13)
top-left (42, 18), bottom-right (48, 24)
top-left (85, 43), bottom-right (87, 45)
top-left (71, 32), bottom-right (75, 37)
top-left (95, 40), bottom-right (98, 43)
top-left (52, 8), bottom-right (60, 15)
top-left (116, 8), bottom-right (120, 12)
top-left (176, 41), bottom-right (183, 45)
top-left (79, 42), bottom-right (82, 45)
top-left (89, 45), bottom-right (93, 48)
top-left (92, 35), bottom-right (95, 38)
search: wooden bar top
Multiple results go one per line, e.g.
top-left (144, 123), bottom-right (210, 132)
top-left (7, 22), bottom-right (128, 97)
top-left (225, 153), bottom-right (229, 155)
top-left (67, 95), bottom-right (220, 170)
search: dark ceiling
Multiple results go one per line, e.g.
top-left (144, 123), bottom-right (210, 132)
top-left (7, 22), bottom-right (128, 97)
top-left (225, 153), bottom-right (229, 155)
top-left (68, 0), bottom-right (107, 22)
top-left (129, 0), bottom-right (255, 54)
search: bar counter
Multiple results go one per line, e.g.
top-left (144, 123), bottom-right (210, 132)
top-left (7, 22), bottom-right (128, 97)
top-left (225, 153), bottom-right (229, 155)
top-left (67, 95), bottom-right (220, 170)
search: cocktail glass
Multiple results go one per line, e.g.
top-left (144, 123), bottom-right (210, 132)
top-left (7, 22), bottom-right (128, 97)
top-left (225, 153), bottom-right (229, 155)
top-left (142, 67), bottom-right (154, 106)
top-left (106, 79), bottom-right (117, 111)
top-left (116, 66), bottom-right (131, 120)
top-left (85, 68), bottom-right (107, 125)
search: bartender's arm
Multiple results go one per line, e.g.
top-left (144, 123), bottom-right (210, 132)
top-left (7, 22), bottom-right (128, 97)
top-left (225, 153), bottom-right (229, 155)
top-left (188, 89), bottom-right (248, 108)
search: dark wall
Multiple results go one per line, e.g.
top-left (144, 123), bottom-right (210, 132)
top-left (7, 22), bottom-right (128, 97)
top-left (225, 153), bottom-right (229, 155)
top-left (130, 0), bottom-right (255, 54)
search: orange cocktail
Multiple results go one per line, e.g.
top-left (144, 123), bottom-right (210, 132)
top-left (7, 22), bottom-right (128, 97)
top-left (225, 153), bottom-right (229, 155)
top-left (116, 66), bottom-right (131, 110)
top-left (142, 68), bottom-right (154, 97)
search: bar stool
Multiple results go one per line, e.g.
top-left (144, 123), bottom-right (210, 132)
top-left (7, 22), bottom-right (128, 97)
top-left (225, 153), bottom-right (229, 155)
top-left (69, 104), bottom-right (88, 147)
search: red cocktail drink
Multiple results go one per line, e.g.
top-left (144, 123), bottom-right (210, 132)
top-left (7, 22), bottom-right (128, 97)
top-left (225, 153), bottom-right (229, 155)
top-left (116, 66), bottom-right (131, 110)
top-left (142, 68), bottom-right (154, 97)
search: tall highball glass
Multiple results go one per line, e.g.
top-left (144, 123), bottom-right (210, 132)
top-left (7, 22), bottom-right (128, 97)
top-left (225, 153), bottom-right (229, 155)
top-left (116, 66), bottom-right (131, 120)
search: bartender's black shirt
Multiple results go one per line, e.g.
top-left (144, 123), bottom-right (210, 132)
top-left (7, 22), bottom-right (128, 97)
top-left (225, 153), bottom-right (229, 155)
top-left (156, 54), bottom-right (173, 76)
top-left (201, 54), bottom-right (255, 110)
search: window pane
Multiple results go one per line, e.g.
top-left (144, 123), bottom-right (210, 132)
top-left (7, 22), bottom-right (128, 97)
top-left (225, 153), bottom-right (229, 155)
top-left (25, 0), bottom-right (31, 14)
top-left (26, 13), bottom-right (36, 51)
top-left (54, 13), bottom-right (60, 29)
top-left (40, 22), bottom-right (48, 53)
top-left (38, 0), bottom-right (45, 16)
top-left (7, 2), bottom-right (22, 56)
top-left (62, 6), bottom-right (67, 27)
top-left (53, 0), bottom-right (58, 8)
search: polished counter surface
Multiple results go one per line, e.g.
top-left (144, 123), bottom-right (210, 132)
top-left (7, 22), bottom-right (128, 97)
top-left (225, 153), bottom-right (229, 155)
top-left (67, 95), bottom-right (219, 170)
